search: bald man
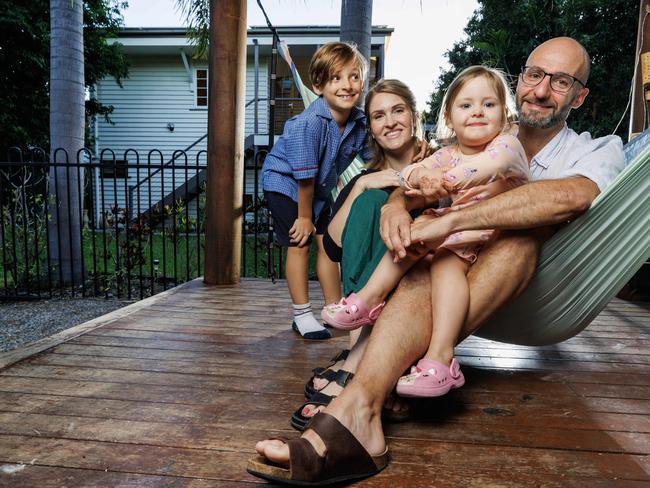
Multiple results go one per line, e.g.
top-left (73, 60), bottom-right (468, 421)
top-left (248, 37), bottom-right (624, 485)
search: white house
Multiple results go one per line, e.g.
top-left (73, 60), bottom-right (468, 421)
top-left (93, 26), bottom-right (393, 223)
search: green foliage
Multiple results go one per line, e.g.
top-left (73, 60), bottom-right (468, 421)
top-left (0, 1), bottom-right (50, 151)
top-left (0, 166), bottom-right (52, 291)
top-left (175, 0), bottom-right (209, 59)
top-left (425, 0), bottom-right (637, 139)
top-left (0, 0), bottom-right (129, 152)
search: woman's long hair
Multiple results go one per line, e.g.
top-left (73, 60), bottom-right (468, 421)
top-left (364, 79), bottom-right (423, 170)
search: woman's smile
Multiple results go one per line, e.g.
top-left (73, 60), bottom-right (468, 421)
top-left (384, 128), bottom-right (403, 139)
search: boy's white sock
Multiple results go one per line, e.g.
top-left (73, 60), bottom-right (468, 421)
top-left (292, 302), bottom-right (331, 340)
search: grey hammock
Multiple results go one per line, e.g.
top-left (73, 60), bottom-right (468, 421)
top-left (477, 129), bottom-right (650, 345)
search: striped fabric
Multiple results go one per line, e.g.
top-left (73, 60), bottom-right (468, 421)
top-left (477, 129), bottom-right (650, 346)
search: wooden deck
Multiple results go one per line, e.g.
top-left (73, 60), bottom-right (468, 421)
top-left (0, 278), bottom-right (649, 487)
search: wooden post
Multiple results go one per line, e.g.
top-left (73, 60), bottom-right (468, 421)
top-left (204, 0), bottom-right (247, 285)
top-left (629, 0), bottom-right (650, 140)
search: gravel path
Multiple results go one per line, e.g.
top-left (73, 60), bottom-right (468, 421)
top-left (1, 297), bottom-right (133, 352)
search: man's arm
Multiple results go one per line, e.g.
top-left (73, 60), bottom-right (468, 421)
top-left (410, 176), bottom-right (599, 245)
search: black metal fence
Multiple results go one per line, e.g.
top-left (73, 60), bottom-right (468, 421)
top-left (0, 146), bottom-right (283, 301)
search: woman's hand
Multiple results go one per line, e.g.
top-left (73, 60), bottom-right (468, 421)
top-left (289, 217), bottom-right (315, 247)
top-left (358, 169), bottom-right (400, 191)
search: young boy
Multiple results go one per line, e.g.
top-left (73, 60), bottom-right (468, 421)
top-left (262, 42), bottom-right (369, 340)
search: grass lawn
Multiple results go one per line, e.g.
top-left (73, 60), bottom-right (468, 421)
top-left (1, 228), bottom-right (318, 291)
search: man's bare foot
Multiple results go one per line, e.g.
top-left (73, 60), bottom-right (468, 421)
top-left (255, 391), bottom-right (386, 467)
top-left (301, 383), bottom-right (410, 420)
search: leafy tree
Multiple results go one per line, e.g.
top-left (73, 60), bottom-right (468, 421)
top-left (176, 0), bottom-right (209, 59)
top-left (425, 0), bottom-right (637, 139)
top-left (0, 0), bottom-right (129, 152)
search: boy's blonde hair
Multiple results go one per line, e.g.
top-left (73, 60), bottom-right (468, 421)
top-left (309, 42), bottom-right (369, 90)
top-left (435, 65), bottom-right (516, 146)
top-left (364, 79), bottom-right (423, 170)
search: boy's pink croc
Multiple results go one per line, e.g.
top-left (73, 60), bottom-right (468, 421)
top-left (395, 357), bottom-right (465, 398)
top-left (320, 292), bottom-right (385, 331)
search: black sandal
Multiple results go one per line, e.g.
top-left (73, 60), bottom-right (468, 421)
top-left (247, 412), bottom-right (389, 486)
top-left (303, 349), bottom-right (350, 398)
top-left (292, 369), bottom-right (354, 431)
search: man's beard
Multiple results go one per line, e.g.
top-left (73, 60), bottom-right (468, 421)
top-left (516, 95), bottom-right (575, 129)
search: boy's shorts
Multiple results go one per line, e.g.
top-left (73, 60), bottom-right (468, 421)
top-left (265, 191), bottom-right (330, 247)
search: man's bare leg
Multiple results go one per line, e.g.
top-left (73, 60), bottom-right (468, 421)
top-left (461, 230), bottom-right (543, 339)
top-left (255, 231), bottom-right (541, 465)
top-left (256, 261), bottom-right (433, 462)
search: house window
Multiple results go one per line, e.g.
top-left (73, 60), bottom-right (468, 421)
top-left (196, 69), bottom-right (208, 107)
top-left (100, 159), bottom-right (129, 179)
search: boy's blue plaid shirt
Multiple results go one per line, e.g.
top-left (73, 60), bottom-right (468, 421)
top-left (261, 96), bottom-right (369, 219)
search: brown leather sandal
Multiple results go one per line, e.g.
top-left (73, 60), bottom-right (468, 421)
top-left (247, 412), bottom-right (389, 486)
top-left (304, 349), bottom-right (350, 398)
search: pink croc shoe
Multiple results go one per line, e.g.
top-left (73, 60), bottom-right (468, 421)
top-left (320, 302), bottom-right (344, 327)
top-left (320, 292), bottom-right (385, 331)
top-left (395, 357), bottom-right (465, 398)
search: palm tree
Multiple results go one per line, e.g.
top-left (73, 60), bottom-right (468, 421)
top-left (49, 0), bottom-right (85, 285)
top-left (340, 0), bottom-right (372, 63)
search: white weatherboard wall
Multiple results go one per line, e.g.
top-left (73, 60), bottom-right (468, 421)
top-left (94, 54), bottom-right (269, 221)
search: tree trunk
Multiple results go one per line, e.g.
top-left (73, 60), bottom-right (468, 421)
top-left (49, 0), bottom-right (85, 286)
top-left (340, 0), bottom-right (373, 93)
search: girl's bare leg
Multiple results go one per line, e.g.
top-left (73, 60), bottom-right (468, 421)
top-left (354, 247), bottom-right (427, 308)
top-left (425, 249), bottom-right (470, 365)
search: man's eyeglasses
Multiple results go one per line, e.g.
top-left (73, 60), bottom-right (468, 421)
top-left (520, 66), bottom-right (586, 93)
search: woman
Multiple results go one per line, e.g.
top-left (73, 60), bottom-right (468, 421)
top-left (293, 79), bottom-right (426, 430)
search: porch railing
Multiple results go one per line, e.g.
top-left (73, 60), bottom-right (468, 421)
top-left (0, 146), bottom-right (284, 301)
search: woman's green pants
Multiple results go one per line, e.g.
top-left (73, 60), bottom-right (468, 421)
top-left (340, 189), bottom-right (389, 296)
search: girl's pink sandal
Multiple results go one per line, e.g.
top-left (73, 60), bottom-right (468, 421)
top-left (320, 292), bottom-right (385, 331)
top-left (320, 302), bottom-right (344, 326)
top-left (395, 357), bottom-right (465, 398)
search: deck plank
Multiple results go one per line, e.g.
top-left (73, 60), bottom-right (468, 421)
top-left (1, 278), bottom-right (649, 486)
